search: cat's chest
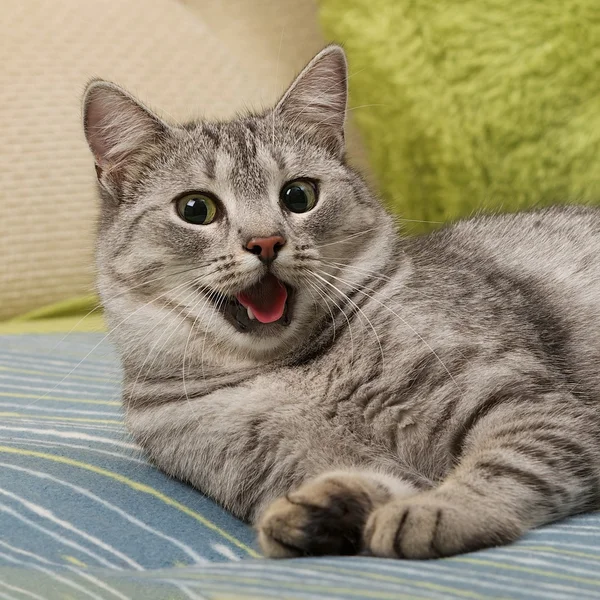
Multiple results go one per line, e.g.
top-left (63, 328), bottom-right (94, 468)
top-left (294, 349), bottom-right (439, 451)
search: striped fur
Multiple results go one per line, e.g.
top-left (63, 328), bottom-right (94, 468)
top-left (83, 46), bottom-right (600, 559)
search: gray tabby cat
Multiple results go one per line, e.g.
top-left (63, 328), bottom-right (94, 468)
top-left (82, 45), bottom-right (600, 559)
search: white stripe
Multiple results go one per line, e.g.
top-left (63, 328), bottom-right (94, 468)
top-left (0, 499), bottom-right (123, 570)
top-left (165, 583), bottom-right (208, 600)
top-left (0, 580), bottom-right (45, 600)
top-left (211, 544), bottom-right (241, 561)
top-left (0, 382), bottom-right (115, 398)
top-left (0, 541), bottom-right (130, 600)
top-left (490, 549), bottom-right (600, 579)
top-left (0, 352), bottom-right (119, 373)
top-left (0, 489), bottom-right (143, 569)
top-left (0, 425), bottom-right (137, 449)
top-left (0, 590), bottom-right (18, 600)
top-left (0, 402), bottom-right (118, 417)
top-left (538, 526), bottom-right (600, 537)
top-left (0, 463), bottom-right (207, 565)
top-left (523, 539), bottom-right (600, 554)
top-left (0, 371), bottom-right (121, 394)
top-left (0, 437), bottom-right (145, 464)
top-left (0, 367), bottom-right (118, 389)
top-left (177, 565), bottom-right (451, 600)
top-left (72, 570), bottom-right (131, 600)
top-left (0, 540), bottom-right (55, 564)
top-left (319, 556), bottom-right (598, 600)
top-left (0, 418), bottom-right (123, 432)
top-left (0, 552), bottom-right (103, 600)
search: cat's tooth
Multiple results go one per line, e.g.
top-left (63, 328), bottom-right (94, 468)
top-left (247, 306), bottom-right (256, 320)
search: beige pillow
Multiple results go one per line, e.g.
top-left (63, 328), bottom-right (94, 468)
top-left (0, 0), bottom-right (368, 320)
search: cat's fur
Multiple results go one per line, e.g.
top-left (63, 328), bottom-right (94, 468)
top-left (83, 45), bottom-right (600, 559)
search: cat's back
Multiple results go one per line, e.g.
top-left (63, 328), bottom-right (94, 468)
top-left (451, 204), bottom-right (600, 276)
top-left (411, 205), bottom-right (600, 295)
top-left (405, 204), bottom-right (600, 399)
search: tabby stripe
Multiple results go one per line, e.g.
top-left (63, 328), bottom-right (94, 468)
top-left (475, 459), bottom-right (557, 500)
top-left (429, 509), bottom-right (443, 557)
top-left (204, 155), bottom-right (216, 180)
top-left (392, 510), bottom-right (410, 558)
top-left (202, 125), bottom-right (221, 147)
top-left (110, 206), bottom-right (162, 259)
top-left (449, 386), bottom-right (550, 460)
top-left (430, 395), bottom-right (461, 439)
top-left (528, 432), bottom-right (600, 501)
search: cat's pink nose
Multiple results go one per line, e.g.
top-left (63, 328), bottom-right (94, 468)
top-left (245, 235), bottom-right (286, 263)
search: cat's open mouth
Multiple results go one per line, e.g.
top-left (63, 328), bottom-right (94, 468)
top-left (212, 274), bottom-right (296, 333)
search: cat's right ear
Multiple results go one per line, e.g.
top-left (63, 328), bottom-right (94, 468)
top-left (82, 80), bottom-right (168, 193)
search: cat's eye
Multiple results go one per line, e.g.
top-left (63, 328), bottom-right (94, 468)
top-left (176, 193), bottom-right (218, 225)
top-left (280, 179), bottom-right (318, 213)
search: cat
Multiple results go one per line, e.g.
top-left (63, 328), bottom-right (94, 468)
top-left (82, 45), bottom-right (600, 559)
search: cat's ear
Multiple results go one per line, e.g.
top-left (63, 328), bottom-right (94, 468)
top-left (274, 45), bottom-right (348, 156)
top-left (82, 80), bottom-right (168, 190)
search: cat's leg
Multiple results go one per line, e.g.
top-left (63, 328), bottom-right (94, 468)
top-left (365, 411), bottom-right (600, 559)
top-left (257, 469), bottom-right (417, 557)
top-left (259, 397), bottom-right (600, 559)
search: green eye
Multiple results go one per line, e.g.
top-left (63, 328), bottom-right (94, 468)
top-left (280, 179), bottom-right (318, 213)
top-left (176, 193), bottom-right (218, 225)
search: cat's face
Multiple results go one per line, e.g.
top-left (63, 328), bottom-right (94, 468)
top-left (83, 46), bottom-right (392, 363)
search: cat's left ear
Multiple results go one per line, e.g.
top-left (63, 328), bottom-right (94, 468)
top-left (82, 80), bottom-right (169, 192)
top-left (274, 45), bottom-right (348, 156)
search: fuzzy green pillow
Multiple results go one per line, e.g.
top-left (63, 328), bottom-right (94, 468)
top-left (319, 1), bottom-right (600, 231)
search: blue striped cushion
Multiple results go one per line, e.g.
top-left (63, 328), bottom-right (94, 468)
top-left (1, 333), bottom-right (599, 599)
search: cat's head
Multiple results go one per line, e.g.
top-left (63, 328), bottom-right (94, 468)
top-left (83, 46), bottom-right (395, 366)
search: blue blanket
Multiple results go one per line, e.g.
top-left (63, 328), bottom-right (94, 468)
top-left (1, 333), bottom-right (599, 599)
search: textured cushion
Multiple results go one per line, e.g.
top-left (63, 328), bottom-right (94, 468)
top-left (1, 333), bottom-right (599, 599)
top-left (0, 0), bottom-right (369, 321)
top-left (318, 0), bottom-right (600, 231)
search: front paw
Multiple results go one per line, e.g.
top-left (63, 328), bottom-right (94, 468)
top-left (364, 493), bottom-right (522, 559)
top-left (257, 473), bottom-right (381, 558)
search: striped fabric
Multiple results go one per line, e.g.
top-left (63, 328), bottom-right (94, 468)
top-left (1, 333), bottom-right (599, 599)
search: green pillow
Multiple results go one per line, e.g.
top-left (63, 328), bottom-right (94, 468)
top-left (319, 0), bottom-right (600, 231)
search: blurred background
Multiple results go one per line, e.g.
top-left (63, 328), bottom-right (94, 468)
top-left (1, 0), bottom-right (599, 327)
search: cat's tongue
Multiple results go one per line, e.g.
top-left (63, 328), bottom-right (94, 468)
top-left (236, 274), bottom-right (288, 324)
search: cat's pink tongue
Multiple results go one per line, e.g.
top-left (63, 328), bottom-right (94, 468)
top-left (236, 274), bottom-right (288, 324)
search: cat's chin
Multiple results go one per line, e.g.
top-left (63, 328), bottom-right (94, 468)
top-left (210, 284), bottom-right (297, 335)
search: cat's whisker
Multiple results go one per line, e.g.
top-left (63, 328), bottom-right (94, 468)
top-left (314, 267), bottom-right (463, 397)
top-left (125, 284), bottom-right (204, 409)
top-left (183, 290), bottom-right (223, 421)
top-left (125, 265), bottom-right (235, 405)
top-left (317, 259), bottom-right (395, 284)
top-left (314, 227), bottom-right (379, 249)
top-left (316, 259), bottom-right (443, 304)
top-left (23, 276), bottom-right (206, 410)
top-left (200, 291), bottom-right (227, 393)
top-left (303, 276), bottom-right (337, 342)
top-left (303, 273), bottom-right (356, 363)
top-left (308, 270), bottom-right (385, 369)
top-left (45, 261), bottom-right (218, 358)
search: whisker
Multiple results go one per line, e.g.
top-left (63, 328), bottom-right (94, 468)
top-left (308, 270), bottom-right (385, 369)
top-left (125, 284), bottom-right (204, 409)
top-left (303, 276), bottom-right (336, 343)
top-left (303, 273), bottom-right (356, 364)
top-left (314, 267), bottom-right (463, 397)
top-left (314, 227), bottom-right (378, 249)
top-left (46, 261), bottom-right (218, 356)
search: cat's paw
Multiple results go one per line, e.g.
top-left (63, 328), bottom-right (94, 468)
top-left (257, 472), bottom-right (385, 558)
top-left (364, 492), bottom-right (522, 559)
